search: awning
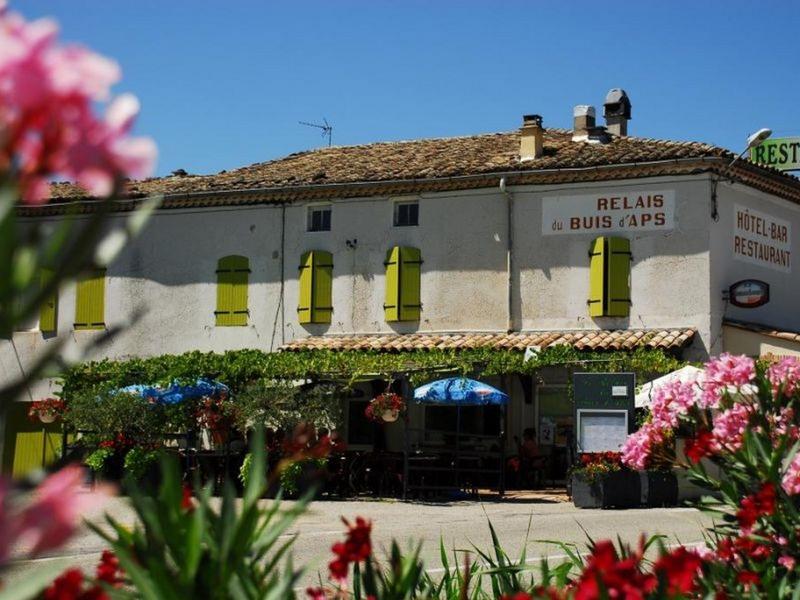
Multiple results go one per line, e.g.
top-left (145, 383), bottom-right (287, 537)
top-left (413, 378), bottom-right (509, 406)
top-left (634, 366), bottom-right (703, 408)
top-left (280, 328), bottom-right (696, 353)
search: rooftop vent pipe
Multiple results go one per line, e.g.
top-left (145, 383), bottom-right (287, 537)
top-left (519, 114), bottom-right (544, 161)
top-left (603, 89), bottom-right (631, 137)
top-left (572, 106), bottom-right (609, 143)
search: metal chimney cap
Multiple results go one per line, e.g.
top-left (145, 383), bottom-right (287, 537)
top-left (574, 105), bottom-right (595, 118)
top-left (605, 88), bottom-right (629, 104)
top-left (523, 114), bottom-right (543, 126)
top-left (604, 89), bottom-right (631, 119)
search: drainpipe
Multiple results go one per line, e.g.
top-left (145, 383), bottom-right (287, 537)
top-left (499, 177), bottom-right (514, 333)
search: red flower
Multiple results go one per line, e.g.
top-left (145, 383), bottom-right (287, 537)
top-left (181, 483), bottom-right (194, 512)
top-left (327, 516), bottom-right (373, 582)
top-left (500, 593), bottom-right (533, 600)
top-left (98, 440), bottom-right (115, 449)
top-left (653, 546), bottom-right (705, 595)
top-left (737, 571), bottom-right (760, 587)
top-left (44, 569), bottom-right (85, 600)
top-left (685, 430), bottom-right (714, 463)
top-left (736, 483), bottom-right (776, 533)
top-left (573, 540), bottom-right (655, 600)
top-left (95, 550), bottom-right (123, 587)
top-left (306, 587), bottom-right (326, 600)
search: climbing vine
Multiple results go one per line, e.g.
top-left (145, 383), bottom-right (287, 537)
top-left (59, 346), bottom-right (689, 399)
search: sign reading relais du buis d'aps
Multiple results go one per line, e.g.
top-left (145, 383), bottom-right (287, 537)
top-left (542, 190), bottom-right (675, 235)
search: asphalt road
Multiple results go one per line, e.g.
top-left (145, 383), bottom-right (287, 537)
top-left (6, 495), bottom-right (714, 592)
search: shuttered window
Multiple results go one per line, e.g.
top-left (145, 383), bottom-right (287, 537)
top-left (215, 255), bottom-right (250, 326)
top-left (588, 236), bottom-right (631, 318)
top-left (74, 268), bottom-right (106, 330)
top-left (297, 250), bottom-right (333, 324)
top-left (39, 268), bottom-right (57, 334)
top-left (384, 246), bottom-right (422, 322)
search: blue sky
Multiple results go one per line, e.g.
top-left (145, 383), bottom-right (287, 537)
top-left (19, 1), bottom-right (800, 177)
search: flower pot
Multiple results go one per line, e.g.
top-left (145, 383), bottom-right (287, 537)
top-left (572, 471), bottom-right (641, 509)
top-left (640, 471), bottom-right (678, 507)
top-left (381, 409), bottom-right (399, 423)
top-left (38, 410), bottom-right (57, 424)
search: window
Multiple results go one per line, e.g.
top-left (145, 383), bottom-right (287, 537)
top-left (215, 255), bottom-right (249, 326)
top-left (297, 250), bottom-right (333, 324)
top-left (393, 201), bottom-right (419, 227)
top-left (74, 268), bottom-right (106, 330)
top-left (384, 246), bottom-right (422, 322)
top-left (588, 236), bottom-right (631, 317)
top-left (39, 268), bottom-right (57, 334)
top-left (307, 205), bottom-right (331, 232)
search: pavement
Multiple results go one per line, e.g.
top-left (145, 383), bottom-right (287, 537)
top-left (5, 491), bottom-right (714, 591)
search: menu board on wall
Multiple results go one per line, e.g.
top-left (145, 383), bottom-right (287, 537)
top-left (542, 190), bottom-right (675, 235)
top-left (733, 205), bottom-right (792, 273)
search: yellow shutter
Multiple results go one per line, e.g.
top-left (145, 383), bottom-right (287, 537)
top-left (399, 246), bottom-right (422, 321)
top-left (1, 402), bottom-right (62, 477)
top-left (297, 251), bottom-right (333, 324)
top-left (588, 236), bottom-right (631, 318)
top-left (588, 237), bottom-right (606, 317)
top-left (384, 246), bottom-right (401, 322)
top-left (39, 268), bottom-right (57, 334)
top-left (74, 268), bottom-right (105, 330)
top-left (215, 255), bottom-right (249, 326)
top-left (607, 237), bottom-right (632, 317)
top-left (298, 251), bottom-right (314, 324)
top-left (312, 251), bottom-right (333, 324)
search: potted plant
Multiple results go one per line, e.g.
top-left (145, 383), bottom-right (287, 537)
top-left (365, 392), bottom-right (405, 423)
top-left (28, 397), bottom-right (66, 424)
top-left (196, 392), bottom-right (234, 447)
top-left (570, 452), bottom-right (640, 509)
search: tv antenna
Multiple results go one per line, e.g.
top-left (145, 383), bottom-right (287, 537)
top-left (299, 117), bottom-right (333, 147)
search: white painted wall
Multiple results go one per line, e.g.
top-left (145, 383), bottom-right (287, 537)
top-left (7, 172), bottom-right (800, 403)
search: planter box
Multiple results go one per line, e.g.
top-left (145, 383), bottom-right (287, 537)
top-left (640, 471), bottom-right (678, 507)
top-left (572, 471), bottom-right (640, 509)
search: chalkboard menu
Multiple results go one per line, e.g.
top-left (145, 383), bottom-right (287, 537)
top-left (573, 373), bottom-right (635, 453)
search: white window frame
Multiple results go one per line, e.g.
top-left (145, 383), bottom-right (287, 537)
top-left (393, 200), bottom-right (419, 227)
top-left (575, 408), bottom-right (629, 454)
top-left (307, 203), bottom-right (332, 232)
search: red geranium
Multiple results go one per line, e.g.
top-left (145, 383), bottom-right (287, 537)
top-left (365, 393), bottom-right (405, 422)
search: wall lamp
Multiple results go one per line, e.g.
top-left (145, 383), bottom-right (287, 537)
top-left (711, 128), bottom-right (772, 221)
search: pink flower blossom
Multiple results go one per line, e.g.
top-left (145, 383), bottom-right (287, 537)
top-left (0, 4), bottom-right (156, 203)
top-left (768, 356), bottom-right (800, 399)
top-left (650, 380), bottom-right (698, 428)
top-left (782, 453), bottom-right (800, 496)
top-left (711, 403), bottom-right (754, 453)
top-left (700, 354), bottom-right (756, 408)
top-left (778, 555), bottom-right (796, 570)
top-left (621, 422), bottom-right (665, 470)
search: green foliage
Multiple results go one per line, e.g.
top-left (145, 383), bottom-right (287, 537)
top-left (238, 452), bottom-right (253, 489)
top-left (89, 429), bottom-right (307, 599)
top-left (123, 447), bottom-right (160, 481)
top-left (84, 447), bottom-right (113, 472)
top-left (234, 380), bottom-right (343, 433)
top-left (279, 458), bottom-right (327, 496)
top-left (59, 346), bottom-right (687, 399)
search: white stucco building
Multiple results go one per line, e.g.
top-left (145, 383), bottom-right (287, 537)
top-left (3, 90), bottom-right (799, 480)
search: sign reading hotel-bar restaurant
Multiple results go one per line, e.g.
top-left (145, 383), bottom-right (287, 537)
top-left (750, 137), bottom-right (800, 171)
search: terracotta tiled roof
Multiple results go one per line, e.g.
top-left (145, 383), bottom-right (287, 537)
top-left (280, 328), bottom-right (696, 353)
top-left (724, 320), bottom-right (800, 344)
top-left (33, 128), bottom-right (800, 214)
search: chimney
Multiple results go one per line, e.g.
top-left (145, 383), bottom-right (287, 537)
top-left (572, 105), bottom-right (595, 141)
top-left (603, 88), bottom-right (631, 137)
top-left (519, 114), bottom-right (543, 161)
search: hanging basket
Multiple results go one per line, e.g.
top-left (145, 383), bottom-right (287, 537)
top-left (381, 409), bottom-right (400, 423)
top-left (38, 410), bottom-right (57, 424)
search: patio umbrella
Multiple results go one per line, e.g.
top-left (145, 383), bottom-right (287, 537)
top-left (413, 377), bottom-right (509, 406)
top-left (635, 366), bottom-right (703, 408)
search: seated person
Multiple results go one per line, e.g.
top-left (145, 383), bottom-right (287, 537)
top-left (518, 428), bottom-right (548, 487)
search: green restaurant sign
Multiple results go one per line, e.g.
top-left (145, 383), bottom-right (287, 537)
top-left (750, 137), bottom-right (800, 171)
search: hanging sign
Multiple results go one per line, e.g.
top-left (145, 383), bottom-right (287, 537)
top-left (750, 137), bottom-right (800, 171)
top-left (729, 280), bottom-right (770, 308)
top-left (542, 190), bottom-right (675, 235)
top-left (733, 205), bottom-right (792, 272)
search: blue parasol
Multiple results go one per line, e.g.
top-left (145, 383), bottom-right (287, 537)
top-left (114, 379), bottom-right (229, 405)
top-left (413, 377), bottom-right (509, 406)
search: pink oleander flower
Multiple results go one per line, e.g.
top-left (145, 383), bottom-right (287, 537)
top-left (782, 453), bottom-right (800, 496)
top-left (700, 354), bottom-right (756, 408)
top-left (711, 403), bottom-right (754, 453)
top-left (650, 380), bottom-right (698, 429)
top-left (768, 356), bottom-right (800, 399)
top-left (779, 555), bottom-right (796, 570)
top-left (0, 3), bottom-right (156, 203)
top-left (621, 422), bottom-right (664, 470)
top-left (0, 465), bottom-right (112, 565)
